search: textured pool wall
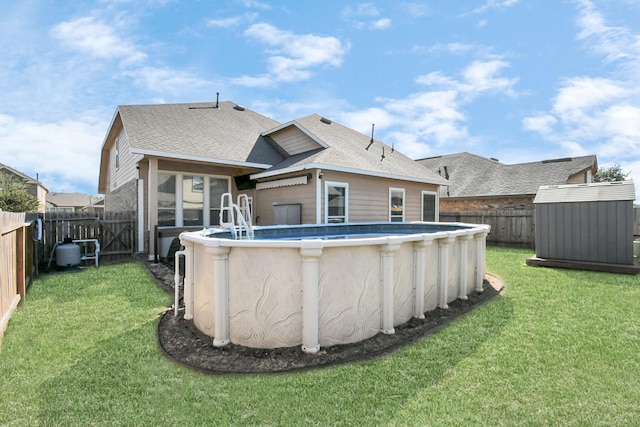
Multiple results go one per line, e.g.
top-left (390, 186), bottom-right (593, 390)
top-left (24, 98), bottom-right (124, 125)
top-left (180, 223), bottom-right (490, 352)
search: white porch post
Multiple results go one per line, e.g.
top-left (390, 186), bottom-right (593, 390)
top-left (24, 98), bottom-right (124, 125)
top-left (147, 158), bottom-right (158, 261)
top-left (137, 178), bottom-right (145, 253)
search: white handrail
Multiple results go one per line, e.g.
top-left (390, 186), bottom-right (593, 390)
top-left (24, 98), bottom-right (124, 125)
top-left (218, 193), bottom-right (254, 240)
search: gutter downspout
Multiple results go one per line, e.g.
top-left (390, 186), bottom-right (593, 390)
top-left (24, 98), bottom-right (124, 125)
top-left (316, 169), bottom-right (322, 224)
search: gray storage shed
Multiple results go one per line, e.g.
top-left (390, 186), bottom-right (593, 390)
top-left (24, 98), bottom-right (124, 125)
top-left (528, 180), bottom-right (638, 274)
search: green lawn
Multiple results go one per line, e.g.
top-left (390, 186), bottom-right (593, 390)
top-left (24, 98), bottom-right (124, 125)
top-left (1, 248), bottom-right (639, 426)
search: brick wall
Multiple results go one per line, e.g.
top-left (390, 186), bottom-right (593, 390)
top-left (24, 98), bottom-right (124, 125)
top-left (440, 196), bottom-right (534, 212)
top-left (105, 178), bottom-right (137, 212)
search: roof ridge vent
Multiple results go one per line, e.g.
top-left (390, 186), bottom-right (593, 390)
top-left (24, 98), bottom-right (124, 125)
top-left (320, 116), bottom-right (332, 124)
top-left (542, 157), bottom-right (571, 164)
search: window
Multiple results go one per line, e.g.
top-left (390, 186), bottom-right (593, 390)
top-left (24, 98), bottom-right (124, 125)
top-left (158, 173), bottom-right (176, 226)
top-left (158, 172), bottom-right (230, 227)
top-left (115, 137), bottom-right (120, 170)
top-left (421, 191), bottom-right (438, 222)
top-left (325, 181), bottom-right (348, 223)
top-left (209, 178), bottom-right (230, 225)
top-left (183, 175), bottom-right (204, 226)
top-left (389, 188), bottom-right (405, 222)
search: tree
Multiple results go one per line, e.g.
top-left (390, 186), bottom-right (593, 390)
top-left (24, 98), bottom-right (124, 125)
top-left (0, 171), bottom-right (40, 212)
top-left (593, 164), bottom-right (630, 182)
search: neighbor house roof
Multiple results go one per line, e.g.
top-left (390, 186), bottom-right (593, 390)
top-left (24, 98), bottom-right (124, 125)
top-left (417, 152), bottom-right (598, 198)
top-left (254, 114), bottom-right (448, 185)
top-left (534, 181), bottom-right (635, 204)
top-left (47, 192), bottom-right (100, 209)
top-left (0, 162), bottom-right (49, 191)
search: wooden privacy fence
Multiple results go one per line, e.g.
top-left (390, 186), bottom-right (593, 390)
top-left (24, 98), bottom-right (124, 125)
top-left (1, 211), bottom-right (33, 344)
top-left (441, 210), bottom-right (535, 247)
top-left (41, 211), bottom-right (136, 266)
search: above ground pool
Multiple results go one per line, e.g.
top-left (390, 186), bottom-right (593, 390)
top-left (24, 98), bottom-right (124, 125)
top-left (176, 222), bottom-right (490, 354)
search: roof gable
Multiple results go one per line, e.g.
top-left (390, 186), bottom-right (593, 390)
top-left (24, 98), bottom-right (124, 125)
top-left (253, 114), bottom-right (448, 185)
top-left (262, 121), bottom-right (328, 155)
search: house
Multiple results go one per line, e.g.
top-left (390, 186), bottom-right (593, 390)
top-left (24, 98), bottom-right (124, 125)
top-left (416, 152), bottom-right (598, 212)
top-left (98, 101), bottom-right (448, 260)
top-left (0, 162), bottom-right (48, 213)
top-left (46, 192), bottom-right (104, 213)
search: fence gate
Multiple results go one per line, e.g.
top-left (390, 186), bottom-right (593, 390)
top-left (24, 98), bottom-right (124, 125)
top-left (42, 211), bottom-right (135, 266)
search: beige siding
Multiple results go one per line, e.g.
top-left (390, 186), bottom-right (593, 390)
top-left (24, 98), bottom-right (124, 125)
top-left (253, 172), bottom-right (436, 226)
top-left (253, 173), bottom-right (318, 225)
top-left (110, 130), bottom-right (143, 192)
top-left (270, 126), bottom-right (323, 156)
top-left (320, 171), bottom-right (439, 223)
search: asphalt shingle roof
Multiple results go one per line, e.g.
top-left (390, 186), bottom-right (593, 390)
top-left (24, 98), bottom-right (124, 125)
top-left (417, 152), bottom-right (597, 198)
top-left (258, 114), bottom-right (447, 184)
top-left (118, 102), bottom-right (284, 165)
top-left (110, 103), bottom-right (446, 185)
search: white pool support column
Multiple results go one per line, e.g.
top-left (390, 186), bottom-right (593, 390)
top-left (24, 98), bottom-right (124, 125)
top-left (380, 240), bottom-right (402, 334)
top-left (437, 236), bottom-right (456, 309)
top-left (413, 237), bottom-right (435, 319)
top-left (208, 245), bottom-right (231, 347)
top-left (458, 233), bottom-right (474, 300)
top-left (183, 241), bottom-right (195, 320)
top-left (474, 229), bottom-right (489, 292)
top-left (300, 241), bottom-right (324, 354)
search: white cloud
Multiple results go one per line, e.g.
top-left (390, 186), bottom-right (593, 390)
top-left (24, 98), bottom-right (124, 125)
top-left (339, 57), bottom-right (518, 158)
top-left (125, 67), bottom-right (211, 95)
top-left (522, 114), bottom-right (557, 136)
top-left (206, 13), bottom-right (257, 28)
top-left (341, 3), bottom-right (391, 30)
top-left (417, 59), bottom-right (518, 97)
top-left (370, 18), bottom-right (391, 30)
top-left (523, 1), bottom-right (640, 200)
top-left (573, 0), bottom-right (640, 64)
top-left (236, 0), bottom-right (271, 9)
top-left (0, 114), bottom-right (106, 194)
top-left (470, 0), bottom-right (522, 15)
top-left (400, 3), bottom-right (430, 18)
top-left (232, 23), bottom-right (348, 87)
top-left (51, 17), bottom-right (146, 64)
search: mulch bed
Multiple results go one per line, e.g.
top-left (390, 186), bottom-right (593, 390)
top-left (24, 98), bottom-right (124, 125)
top-left (150, 262), bottom-right (503, 374)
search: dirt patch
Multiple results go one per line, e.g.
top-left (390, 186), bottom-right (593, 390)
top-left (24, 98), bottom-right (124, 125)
top-left (149, 262), bottom-right (503, 374)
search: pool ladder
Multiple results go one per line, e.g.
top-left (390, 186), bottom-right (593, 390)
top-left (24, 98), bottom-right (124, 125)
top-left (219, 193), bottom-right (254, 240)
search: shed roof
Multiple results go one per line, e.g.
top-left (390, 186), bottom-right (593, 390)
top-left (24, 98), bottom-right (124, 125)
top-left (533, 180), bottom-right (636, 204)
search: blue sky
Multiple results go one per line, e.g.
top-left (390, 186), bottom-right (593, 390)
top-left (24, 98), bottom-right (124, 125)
top-left (1, 0), bottom-right (639, 201)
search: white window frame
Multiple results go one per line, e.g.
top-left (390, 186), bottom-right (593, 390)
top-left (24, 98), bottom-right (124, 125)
top-left (158, 171), bottom-right (231, 228)
top-left (324, 181), bottom-right (349, 223)
top-left (389, 187), bottom-right (405, 222)
top-left (421, 190), bottom-right (439, 222)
